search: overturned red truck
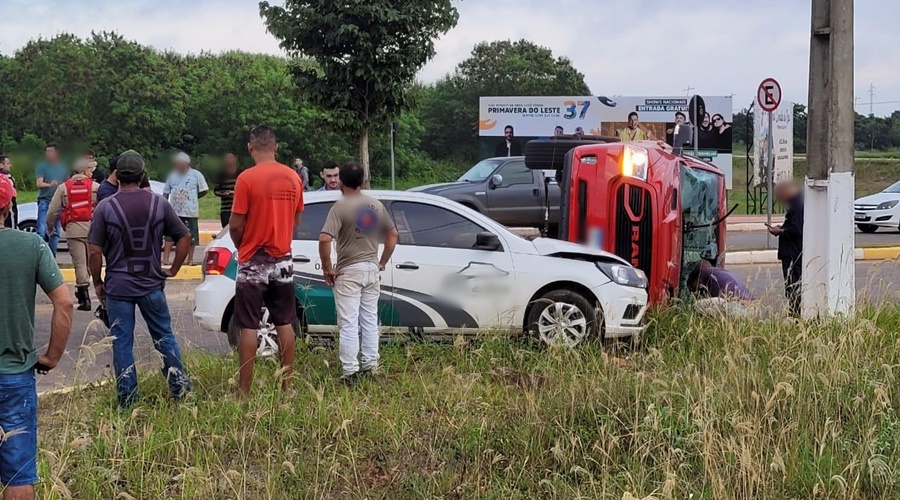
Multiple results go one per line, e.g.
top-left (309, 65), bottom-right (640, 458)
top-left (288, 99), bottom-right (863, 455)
top-left (525, 136), bottom-right (732, 305)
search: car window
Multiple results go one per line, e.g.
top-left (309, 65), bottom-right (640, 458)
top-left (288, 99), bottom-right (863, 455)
top-left (391, 201), bottom-right (485, 249)
top-left (498, 161), bottom-right (534, 186)
top-left (293, 202), bottom-right (335, 240)
top-left (459, 159), bottom-right (502, 182)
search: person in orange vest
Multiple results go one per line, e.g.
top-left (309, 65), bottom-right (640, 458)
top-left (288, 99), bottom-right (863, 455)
top-left (47, 158), bottom-right (99, 311)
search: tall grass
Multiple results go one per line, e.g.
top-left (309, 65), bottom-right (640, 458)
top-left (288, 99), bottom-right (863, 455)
top-left (34, 300), bottom-right (900, 499)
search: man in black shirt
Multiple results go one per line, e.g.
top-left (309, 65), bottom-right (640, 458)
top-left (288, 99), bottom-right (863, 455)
top-left (0, 156), bottom-right (16, 228)
top-left (214, 153), bottom-right (239, 228)
top-left (494, 125), bottom-right (523, 157)
top-left (769, 181), bottom-right (804, 316)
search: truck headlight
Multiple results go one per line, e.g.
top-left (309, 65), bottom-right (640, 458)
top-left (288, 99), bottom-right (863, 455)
top-left (877, 200), bottom-right (899, 210)
top-left (621, 145), bottom-right (649, 181)
top-left (596, 262), bottom-right (648, 289)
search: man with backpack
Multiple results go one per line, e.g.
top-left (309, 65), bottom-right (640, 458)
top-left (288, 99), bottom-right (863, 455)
top-left (47, 158), bottom-right (99, 311)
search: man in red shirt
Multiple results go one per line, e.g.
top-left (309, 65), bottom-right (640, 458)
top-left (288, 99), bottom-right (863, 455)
top-left (230, 126), bottom-right (304, 395)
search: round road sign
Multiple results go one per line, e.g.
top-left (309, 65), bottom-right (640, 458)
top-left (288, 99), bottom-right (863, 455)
top-left (757, 78), bottom-right (782, 112)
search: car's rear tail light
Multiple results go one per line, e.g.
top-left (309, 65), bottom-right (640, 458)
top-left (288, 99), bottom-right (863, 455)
top-left (204, 248), bottom-right (232, 276)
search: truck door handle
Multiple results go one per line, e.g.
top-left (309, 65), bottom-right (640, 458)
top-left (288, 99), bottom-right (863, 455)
top-left (396, 262), bottom-right (419, 270)
top-left (532, 188), bottom-right (540, 197)
top-left (292, 255), bottom-right (311, 263)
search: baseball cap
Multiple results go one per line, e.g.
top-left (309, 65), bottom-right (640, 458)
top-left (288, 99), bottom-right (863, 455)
top-left (0, 174), bottom-right (16, 209)
top-left (174, 152), bottom-right (190, 164)
top-left (116, 150), bottom-right (145, 177)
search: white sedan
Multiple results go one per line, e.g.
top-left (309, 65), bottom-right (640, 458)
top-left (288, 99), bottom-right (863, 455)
top-left (193, 190), bottom-right (648, 355)
top-left (16, 180), bottom-right (165, 238)
top-left (854, 181), bottom-right (900, 233)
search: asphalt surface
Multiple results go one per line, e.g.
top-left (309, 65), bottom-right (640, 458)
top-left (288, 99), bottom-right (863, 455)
top-left (32, 260), bottom-right (900, 392)
top-left (727, 227), bottom-right (900, 251)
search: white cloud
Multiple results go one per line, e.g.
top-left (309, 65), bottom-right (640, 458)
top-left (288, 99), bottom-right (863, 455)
top-left (1, 0), bottom-right (897, 115)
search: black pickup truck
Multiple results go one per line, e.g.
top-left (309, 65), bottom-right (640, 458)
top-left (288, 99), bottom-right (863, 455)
top-left (409, 156), bottom-right (561, 234)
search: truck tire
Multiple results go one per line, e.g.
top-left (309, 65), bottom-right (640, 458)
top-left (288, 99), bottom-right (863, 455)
top-left (524, 137), bottom-right (618, 170)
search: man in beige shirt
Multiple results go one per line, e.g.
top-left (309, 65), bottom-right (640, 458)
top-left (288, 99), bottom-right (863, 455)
top-left (47, 158), bottom-right (99, 311)
top-left (319, 162), bottom-right (398, 386)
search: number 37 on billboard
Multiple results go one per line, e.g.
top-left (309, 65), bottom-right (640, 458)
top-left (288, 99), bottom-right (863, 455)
top-left (563, 100), bottom-right (591, 120)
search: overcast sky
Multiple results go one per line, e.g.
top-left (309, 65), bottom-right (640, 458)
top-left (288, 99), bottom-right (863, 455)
top-left (1, 0), bottom-right (897, 115)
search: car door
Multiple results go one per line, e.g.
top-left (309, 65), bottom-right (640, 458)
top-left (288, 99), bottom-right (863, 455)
top-left (484, 159), bottom-right (543, 227)
top-left (386, 200), bottom-right (517, 333)
top-left (289, 200), bottom-right (395, 333)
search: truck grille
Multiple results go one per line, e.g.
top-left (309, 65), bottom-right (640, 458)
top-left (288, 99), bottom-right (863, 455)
top-left (614, 185), bottom-right (654, 283)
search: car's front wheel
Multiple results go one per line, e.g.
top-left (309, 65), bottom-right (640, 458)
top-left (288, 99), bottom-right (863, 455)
top-left (17, 220), bottom-right (37, 233)
top-left (857, 223), bottom-right (879, 233)
top-left (526, 290), bottom-right (599, 348)
top-left (226, 308), bottom-right (301, 357)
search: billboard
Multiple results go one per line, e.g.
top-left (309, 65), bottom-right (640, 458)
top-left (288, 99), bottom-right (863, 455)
top-left (751, 102), bottom-right (794, 187)
top-left (479, 95), bottom-right (734, 188)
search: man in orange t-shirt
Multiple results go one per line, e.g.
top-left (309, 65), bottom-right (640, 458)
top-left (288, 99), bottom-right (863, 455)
top-left (229, 125), bottom-right (304, 395)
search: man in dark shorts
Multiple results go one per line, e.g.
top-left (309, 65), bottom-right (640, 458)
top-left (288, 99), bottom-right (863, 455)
top-left (89, 150), bottom-right (192, 407)
top-left (0, 174), bottom-right (72, 498)
top-left (230, 126), bottom-right (304, 396)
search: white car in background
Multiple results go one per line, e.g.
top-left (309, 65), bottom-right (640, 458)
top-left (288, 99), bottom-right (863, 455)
top-left (854, 181), bottom-right (900, 233)
top-left (16, 180), bottom-right (165, 239)
top-left (193, 190), bottom-right (648, 356)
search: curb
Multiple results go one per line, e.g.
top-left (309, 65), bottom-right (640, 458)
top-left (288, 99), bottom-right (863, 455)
top-left (60, 266), bottom-right (203, 282)
top-left (726, 247), bottom-right (900, 265)
top-left (199, 231), bottom-right (216, 246)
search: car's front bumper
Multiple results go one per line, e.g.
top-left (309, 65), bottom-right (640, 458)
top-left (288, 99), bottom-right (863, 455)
top-left (193, 275), bottom-right (235, 332)
top-left (595, 284), bottom-right (647, 338)
top-left (854, 208), bottom-right (899, 227)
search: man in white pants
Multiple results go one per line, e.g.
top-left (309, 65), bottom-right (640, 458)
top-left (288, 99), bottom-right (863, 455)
top-left (319, 162), bottom-right (398, 386)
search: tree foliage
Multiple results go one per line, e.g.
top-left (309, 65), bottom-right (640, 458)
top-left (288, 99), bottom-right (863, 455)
top-left (418, 40), bottom-right (592, 161)
top-left (259, 0), bottom-right (459, 184)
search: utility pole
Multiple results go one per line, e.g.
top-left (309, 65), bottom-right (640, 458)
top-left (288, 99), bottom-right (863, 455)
top-left (683, 86), bottom-right (694, 97)
top-left (803, 0), bottom-right (855, 318)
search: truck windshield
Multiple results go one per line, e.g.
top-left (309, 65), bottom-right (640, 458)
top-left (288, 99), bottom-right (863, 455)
top-left (459, 159), bottom-right (502, 182)
top-left (679, 166), bottom-right (722, 295)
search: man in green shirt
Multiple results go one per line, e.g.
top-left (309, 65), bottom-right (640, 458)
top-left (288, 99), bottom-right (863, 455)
top-left (0, 174), bottom-right (73, 498)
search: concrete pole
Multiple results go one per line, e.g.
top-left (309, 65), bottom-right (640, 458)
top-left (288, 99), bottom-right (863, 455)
top-left (802, 0), bottom-right (855, 318)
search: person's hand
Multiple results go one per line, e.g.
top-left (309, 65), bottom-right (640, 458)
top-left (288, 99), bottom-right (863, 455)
top-left (50, 180), bottom-right (59, 187)
top-left (666, 128), bottom-right (674, 135)
top-left (323, 267), bottom-right (343, 287)
top-left (94, 283), bottom-right (106, 307)
top-left (767, 225), bottom-right (784, 236)
top-left (164, 268), bottom-right (177, 278)
top-left (36, 354), bottom-right (58, 374)
top-left (378, 263), bottom-right (386, 272)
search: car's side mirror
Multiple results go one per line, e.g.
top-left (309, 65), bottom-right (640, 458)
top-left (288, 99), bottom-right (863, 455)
top-left (489, 174), bottom-right (503, 189)
top-left (474, 231), bottom-right (502, 251)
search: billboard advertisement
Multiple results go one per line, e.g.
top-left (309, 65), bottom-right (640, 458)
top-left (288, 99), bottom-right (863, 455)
top-left (479, 95), bottom-right (734, 188)
top-left (751, 102), bottom-right (794, 188)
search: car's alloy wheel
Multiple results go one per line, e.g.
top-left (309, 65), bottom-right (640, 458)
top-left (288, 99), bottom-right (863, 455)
top-left (18, 221), bottom-right (37, 233)
top-left (528, 290), bottom-right (597, 348)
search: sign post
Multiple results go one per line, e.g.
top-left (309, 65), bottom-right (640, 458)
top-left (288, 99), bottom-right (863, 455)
top-left (757, 78), bottom-right (782, 248)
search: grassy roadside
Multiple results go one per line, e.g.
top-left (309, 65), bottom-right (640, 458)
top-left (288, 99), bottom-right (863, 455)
top-left (37, 305), bottom-right (900, 498)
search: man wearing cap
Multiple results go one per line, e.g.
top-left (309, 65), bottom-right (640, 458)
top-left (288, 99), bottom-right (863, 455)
top-left (35, 143), bottom-right (69, 256)
top-left (0, 155), bottom-right (17, 229)
top-left (47, 158), bottom-right (100, 311)
top-left (163, 151), bottom-right (208, 266)
top-left (0, 173), bottom-right (73, 498)
top-left (97, 155), bottom-right (152, 202)
top-left (89, 150), bottom-right (192, 407)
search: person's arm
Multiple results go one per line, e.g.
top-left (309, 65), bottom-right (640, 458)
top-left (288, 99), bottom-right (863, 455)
top-left (169, 234), bottom-right (191, 277)
top-left (229, 213), bottom-right (246, 248)
top-left (163, 175), bottom-right (172, 200)
top-left (319, 205), bottom-right (341, 285)
top-left (781, 199), bottom-right (804, 238)
top-left (88, 206), bottom-right (108, 304)
top-left (197, 171), bottom-right (209, 198)
top-left (214, 173), bottom-right (228, 198)
top-left (35, 164), bottom-right (54, 189)
top-left (380, 227), bottom-right (399, 270)
top-left (45, 185), bottom-right (64, 234)
top-left (229, 176), bottom-right (249, 247)
top-left (34, 243), bottom-right (72, 373)
top-left (162, 203), bottom-right (191, 276)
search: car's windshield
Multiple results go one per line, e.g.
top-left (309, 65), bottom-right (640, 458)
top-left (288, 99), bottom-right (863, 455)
top-left (458, 159), bottom-right (501, 182)
top-left (884, 181), bottom-right (900, 194)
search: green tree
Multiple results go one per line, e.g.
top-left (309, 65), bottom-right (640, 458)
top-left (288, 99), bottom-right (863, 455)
top-left (259, 0), bottom-right (459, 185)
top-left (419, 39), bottom-right (592, 161)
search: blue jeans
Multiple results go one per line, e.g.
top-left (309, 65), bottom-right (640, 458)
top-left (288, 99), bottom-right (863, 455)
top-left (36, 198), bottom-right (61, 256)
top-left (0, 371), bottom-right (38, 487)
top-left (107, 288), bottom-right (191, 407)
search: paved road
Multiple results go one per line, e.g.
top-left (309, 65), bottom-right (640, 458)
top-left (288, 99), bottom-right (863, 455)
top-left (727, 228), bottom-right (900, 251)
top-left (32, 261), bottom-right (899, 392)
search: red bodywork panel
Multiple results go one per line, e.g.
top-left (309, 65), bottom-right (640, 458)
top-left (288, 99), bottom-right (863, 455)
top-left (561, 141), bottom-right (727, 304)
